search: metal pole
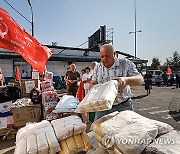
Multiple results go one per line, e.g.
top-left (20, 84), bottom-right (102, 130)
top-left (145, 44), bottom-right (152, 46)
top-left (28, 0), bottom-right (34, 36)
top-left (134, 0), bottom-right (137, 59)
top-left (30, 5), bottom-right (34, 36)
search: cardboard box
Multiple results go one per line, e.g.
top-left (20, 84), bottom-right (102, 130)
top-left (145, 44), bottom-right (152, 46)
top-left (19, 79), bottom-right (41, 98)
top-left (12, 104), bottom-right (41, 128)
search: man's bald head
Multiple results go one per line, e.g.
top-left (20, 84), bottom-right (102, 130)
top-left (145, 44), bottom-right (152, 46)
top-left (100, 44), bottom-right (115, 68)
top-left (100, 44), bottom-right (115, 53)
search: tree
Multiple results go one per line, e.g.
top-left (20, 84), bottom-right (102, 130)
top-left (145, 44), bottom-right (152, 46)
top-left (151, 57), bottom-right (161, 69)
top-left (165, 51), bottom-right (180, 66)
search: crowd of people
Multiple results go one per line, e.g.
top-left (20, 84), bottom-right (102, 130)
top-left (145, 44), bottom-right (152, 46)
top-left (64, 61), bottom-right (98, 101)
top-left (143, 70), bottom-right (180, 96)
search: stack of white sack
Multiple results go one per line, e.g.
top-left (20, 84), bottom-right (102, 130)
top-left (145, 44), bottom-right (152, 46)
top-left (51, 116), bottom-right (86, 141)
top-left (76, 80), bottom-right (118, 113)
top-left (51, 116), bottom-right (93, 154)
top-left (98, 110), bottom-right (174, 154)
top-left (42, 90), bottom-right (59, 120)
top-left (14, 120), bottom-right (60, 154)
top-left (54, 95), bottom-right (79, 113)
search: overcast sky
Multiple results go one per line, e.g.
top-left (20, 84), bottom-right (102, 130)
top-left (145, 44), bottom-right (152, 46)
top-left (1, 0), bottom-right (180, 65)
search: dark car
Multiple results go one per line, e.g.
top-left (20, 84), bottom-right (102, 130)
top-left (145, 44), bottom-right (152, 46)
top-left (53, 76), bottom-right (66, 90)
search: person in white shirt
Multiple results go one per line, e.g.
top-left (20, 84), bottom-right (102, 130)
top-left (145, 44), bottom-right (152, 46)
top-left (90, 44), bottom-right (144, 120)
top-left (90, 61), bottom-right (98, 76)
top-left (82, 67), bottom-right (92, 95)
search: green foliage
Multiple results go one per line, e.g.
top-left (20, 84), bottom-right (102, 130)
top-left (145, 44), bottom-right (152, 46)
top-left (151, 57), bottom-right (161, 69)
top-left (164, 51), bottom-right (180, 66)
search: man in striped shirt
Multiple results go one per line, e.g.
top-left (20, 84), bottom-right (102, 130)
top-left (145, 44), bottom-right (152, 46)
top-left (90, 44), bottom-right (144, 120)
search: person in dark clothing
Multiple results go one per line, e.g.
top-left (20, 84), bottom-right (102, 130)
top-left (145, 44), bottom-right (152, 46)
top-left (169, 72), bottom-right (175, 86)
top-left (161, 71), bottom-right (168, 86)
top-left (144, 70), bottom-right (152, 95)
top-left (175, 73), bottom-right (180, 88)
top-left (64, 64), bottom-right (80, 97)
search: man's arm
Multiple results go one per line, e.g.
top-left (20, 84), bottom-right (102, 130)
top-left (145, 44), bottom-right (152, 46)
top-left (89, 79), bottom-right (98, 89)
top-left (114, 75), bottom-right (144, 91)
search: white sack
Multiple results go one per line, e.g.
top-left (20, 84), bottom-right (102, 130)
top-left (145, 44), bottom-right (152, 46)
top-left (101, 110), bottom-right (174, 154)
top-left (54, 95), bottom-right (79, 113)
top-left (76, 80), bottom-right (118, 113)
top-left (14, 138), bottom-right (27, 154)
top-left (51, 116), bottom-right (86, 141)
top-left (37, 133), bottom-right (49, 154)
top-left (46, 131), bottom-right (60, 154)
top-left (16, 120), bottom-right (52, 141)
top-left (144, 130), bottom-right (180, 154)
top-left (26, 134), bottom-right (38, 154)
top-left (15, 120), bottom-right (60, 154)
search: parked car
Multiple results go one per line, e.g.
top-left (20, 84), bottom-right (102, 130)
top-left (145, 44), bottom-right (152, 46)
top-left (148, 70), bottom-right (163, 85)
top-left (53, 76), bottom-right (66, 90)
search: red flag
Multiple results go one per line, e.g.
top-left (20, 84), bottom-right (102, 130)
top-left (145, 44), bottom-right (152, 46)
top-left (0, 8), bottom-right (53, 72)
top-left (15, 66), bottom-right (21, 81)
top-left (167, 66), bottom-right (172, 74)
top-left (77, 81), bottom-right (84, 102)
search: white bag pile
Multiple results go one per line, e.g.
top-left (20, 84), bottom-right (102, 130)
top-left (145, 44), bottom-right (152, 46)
top-left (54, 95), bottom-right (79, 113)
top-left (51, 116), bottom-right (93, 154)
top-left (14, 120), bottom-right (60, 154)
top-left (76, 80), bottom-right (118, 113)
top-left (51, 116), bottom-right (86, 141)
top-left (98, 110), bottom-right (174, 154)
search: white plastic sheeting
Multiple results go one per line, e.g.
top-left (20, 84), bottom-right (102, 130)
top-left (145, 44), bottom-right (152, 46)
top-left (54, 95), bottom-right (79, 113)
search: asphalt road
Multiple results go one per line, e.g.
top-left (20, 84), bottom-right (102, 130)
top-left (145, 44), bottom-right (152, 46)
top-left (0, 85), bottom-right (180, 153)
top-left (132, 85), bottom-right (180, 131)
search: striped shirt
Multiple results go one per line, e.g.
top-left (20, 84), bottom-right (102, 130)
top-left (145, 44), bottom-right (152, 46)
top-left (92, 57), bottom-right (141, 104)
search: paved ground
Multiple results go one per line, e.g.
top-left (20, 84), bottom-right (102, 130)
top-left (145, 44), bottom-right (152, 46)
top-left (132, 85), bottom-right (180, 131)
top-left (0, 85), bottom-right (180, 153)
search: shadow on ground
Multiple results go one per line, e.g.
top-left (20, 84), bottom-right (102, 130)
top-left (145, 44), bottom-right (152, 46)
top-left (169, 110), bottom-right (180, 122)
top-left (132, 94), bottom-right (148, 100)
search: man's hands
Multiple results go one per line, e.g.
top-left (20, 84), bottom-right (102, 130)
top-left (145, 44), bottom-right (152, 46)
top-left (67, 79), bottom-right (77, 85)
top-left (113, 77), bottom-right (126, 91)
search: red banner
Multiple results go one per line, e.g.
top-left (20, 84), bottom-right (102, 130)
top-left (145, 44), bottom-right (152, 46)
top-left (0, 8), bottom-right (53, 72)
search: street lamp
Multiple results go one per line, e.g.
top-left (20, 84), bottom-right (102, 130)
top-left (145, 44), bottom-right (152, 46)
top-left (129, 0), bottom-right (141, 59)
top-left (27, 0), bottom-right (34, 36)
